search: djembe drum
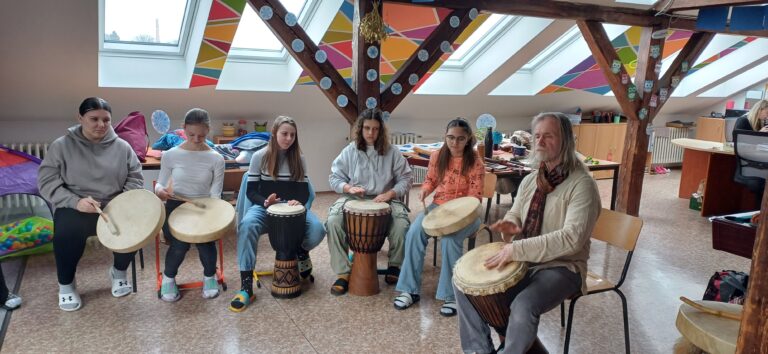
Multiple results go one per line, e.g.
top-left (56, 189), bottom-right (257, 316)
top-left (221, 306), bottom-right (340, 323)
top-left (266, 203), bottom-right (306, 299)
top-left (422, 196), bottom-right (481, 237)
top-left (168, 198), bottom-right (235, 243)
top-left (343, 200), bottom-right (391, 296)
top-left (97, 189), bottom-right (165, 253)
top-left (453, 242), bottom-right (528, 335)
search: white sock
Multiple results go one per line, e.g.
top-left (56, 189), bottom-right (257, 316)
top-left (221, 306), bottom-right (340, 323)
top-left (202, 275), bottom-right (219, 299)
top-left (112, 267), bottom-right (127, 279)
top-left (59, 283), bottom-right (75, 294)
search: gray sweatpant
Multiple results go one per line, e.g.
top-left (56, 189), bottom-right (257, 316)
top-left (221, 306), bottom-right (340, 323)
top-left (455, 267), bottom-right (581, 354)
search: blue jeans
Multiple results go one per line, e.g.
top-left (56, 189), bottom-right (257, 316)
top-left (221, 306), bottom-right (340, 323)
top-left (395, 204), bottom-right (481, 302)
top-left (237, 204), bottom-right (326, 271)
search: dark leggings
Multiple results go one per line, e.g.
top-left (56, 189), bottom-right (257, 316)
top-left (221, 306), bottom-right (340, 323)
top-left (163, 200), bottom-right (217, 278)
top-left (53, 208), bottom-right (136, 285)
top-left (0, 265), bottom-right (8, 303)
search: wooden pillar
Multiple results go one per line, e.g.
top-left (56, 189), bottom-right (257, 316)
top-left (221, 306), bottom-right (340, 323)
top-left (615, 25), bottom-right (665, 216)
top-left (736, 190), bottom-right (768, 353)
top-left (247, 0), bottom-right (359, 124)
top-left (352, 0), bottom-right (381, 116)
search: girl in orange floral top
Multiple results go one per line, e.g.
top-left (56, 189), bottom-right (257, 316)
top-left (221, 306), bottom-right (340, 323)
top-left (394, 118), bottom-right (485, 316)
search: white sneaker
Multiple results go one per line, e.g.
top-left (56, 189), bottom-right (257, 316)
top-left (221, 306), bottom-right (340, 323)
top-left (3, 293), bottom-right (21, 310)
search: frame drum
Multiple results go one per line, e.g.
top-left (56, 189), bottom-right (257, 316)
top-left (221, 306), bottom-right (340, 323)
top-left (97, 189), bottom-right (165, 253)
top-left (422, 196), bottom-right (481, 237)
top-left (675, 300), bottom-right (741, 354)
top-left (169, 198), bottom-right (235, 243)
top-left (453, 242), bottom-right (528, 335)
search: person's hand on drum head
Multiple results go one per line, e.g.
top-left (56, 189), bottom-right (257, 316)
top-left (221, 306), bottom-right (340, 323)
top-left (76, 197), bottom-right (101, 213)
top-left (372, 190), bottom-right (396, 203)
top-left (286, 200), bottom-right (302, 206)
top-left (345, 184), bottom-right (366, 197)
top-left (264, 193), bottom-right (282, 208)
top-left (156, 187), bottom-right (172, 202)
top-left (417, 189), bottom-right (430, 203)
top-left (489, 220), bottom-right (521, 242)
top-left (483, 243), bottom-right (515, 269)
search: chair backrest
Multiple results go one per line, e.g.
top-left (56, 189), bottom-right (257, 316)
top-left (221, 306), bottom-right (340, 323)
top-left (591, 208), bottom-right (643, 252)
top-left (733, 130), bottom-right (768, 195)
top-left (482, 172), bottom-right (497, 199)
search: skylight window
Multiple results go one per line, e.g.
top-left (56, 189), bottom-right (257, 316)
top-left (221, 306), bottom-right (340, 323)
top-left (103, 0), bottom-right (190, 46)
top-left (231, 0), bottom-right (308, 51)
top-left (447, 14), bottom-right (505, 61)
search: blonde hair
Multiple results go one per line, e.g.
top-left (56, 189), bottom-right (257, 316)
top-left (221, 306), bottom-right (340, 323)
top-left (746, 99), bottom-right (768, 131)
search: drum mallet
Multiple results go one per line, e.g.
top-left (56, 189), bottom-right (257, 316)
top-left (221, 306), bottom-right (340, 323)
top-left (93, 204), bottom-right (119, 235)
top-left (171, 195), bottom-right (207, 209)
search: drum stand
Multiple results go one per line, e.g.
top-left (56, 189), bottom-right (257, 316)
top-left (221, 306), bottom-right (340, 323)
top-left (153, 231), bottom-right (227, 297)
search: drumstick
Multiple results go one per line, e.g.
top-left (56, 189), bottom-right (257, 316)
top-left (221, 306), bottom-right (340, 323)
top-left (170, 195), bottom-right (206, 209)
top-left (93, 204), bottom-right (119, 235)
top-left (679, 296), bottom-right (742, 321)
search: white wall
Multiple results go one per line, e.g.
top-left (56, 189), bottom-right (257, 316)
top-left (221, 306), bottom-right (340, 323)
top-left (0, 0), bottom-right (737, 191)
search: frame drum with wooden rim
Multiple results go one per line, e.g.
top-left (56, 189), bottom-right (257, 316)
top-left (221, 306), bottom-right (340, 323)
top-left (97, 189), bottom-right (165, 253)
top-left (675, 300), bottom-right (741, 354)
top-left (422, 196), bottom-right (481, 237)
top-left (453, 242), bottom-right (528, 335)
top-left (343, 199), bottom-right (391, 296)
top-left (169, 198), bottom-right (235, 243)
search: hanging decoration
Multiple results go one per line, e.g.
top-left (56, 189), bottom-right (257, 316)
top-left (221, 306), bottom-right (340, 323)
top-left (359, 1), bottom-right (388, 44)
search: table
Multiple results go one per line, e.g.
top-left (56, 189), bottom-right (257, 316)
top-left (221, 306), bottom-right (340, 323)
top-left (672, 138), bottom-right (757, 216)
top-left (711, 217), bottom-right (756, 259)
top-left (406, 153), bottom-right (621, 210)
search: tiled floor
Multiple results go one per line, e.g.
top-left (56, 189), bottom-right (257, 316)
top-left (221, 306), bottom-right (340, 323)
top-left (0, 170), bottom-right (752, 353)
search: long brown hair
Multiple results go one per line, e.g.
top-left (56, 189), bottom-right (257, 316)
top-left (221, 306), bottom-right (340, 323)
top-left (436, 118), bottom-right (477, 183)
top-left (353, 108), bottom-right (390, 155)
top-left (262, 116), bottom-right (305, 181)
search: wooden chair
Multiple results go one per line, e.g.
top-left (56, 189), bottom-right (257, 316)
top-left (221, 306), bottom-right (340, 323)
top-left (560, 208), bottom-right (643, 354)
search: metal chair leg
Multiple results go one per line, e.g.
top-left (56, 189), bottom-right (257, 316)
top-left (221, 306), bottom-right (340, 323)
top-left (496, 193), bottom-right (500, 205)
top-left (563, 296), bottom-right (580, 354)
top-left (432, 239), bottom-right (437, 267)
top-left (485, 198), bottom-right (492, 223)
top-left (131, 254), bottom-right (138, 293)
top-left (560, 302), bottom-right (565, 328)
top-left (139, 248), bottom-right (144, 269)
top-left (616, 289), bottom-right (631, 354)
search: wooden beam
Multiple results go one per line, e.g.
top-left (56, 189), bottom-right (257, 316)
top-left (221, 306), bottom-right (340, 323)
top-left (353, 0), bottom-right (381, 114)
top-left (577, 21), bottom-right (639, 120)
top-left (657, 0), bottom-right (768, 12)
top-left (380, 8), bottom-right (473, 113)
top-left (736, 189), bottom-right (768, 353)
top-left (653, 31), bottom-right (716, 116)
top-left (247, 0), bottom-right (359, 125)
top-left (383, 0), bottom-right (768, 37)
top-left (615, 25), bottom-right (666, 216)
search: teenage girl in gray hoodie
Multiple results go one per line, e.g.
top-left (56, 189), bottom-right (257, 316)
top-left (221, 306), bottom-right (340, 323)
top-left (38, 97), bottom-right (143, 311)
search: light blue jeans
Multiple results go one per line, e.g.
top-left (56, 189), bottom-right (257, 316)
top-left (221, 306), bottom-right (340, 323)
top-left (395, 204), bottom-right (481, 302)
top-left (237, 204), bottom-right (326, 271)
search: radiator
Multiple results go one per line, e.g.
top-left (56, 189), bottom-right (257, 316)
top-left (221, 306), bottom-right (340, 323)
top-left (0, 142), bottom-right (49, 209)
top-left (651, 127), bottom-right (692, 165)
top-left (412, 165), bottom-right (428, 185)
top-left (390, 132), bottom-right (418, 145)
